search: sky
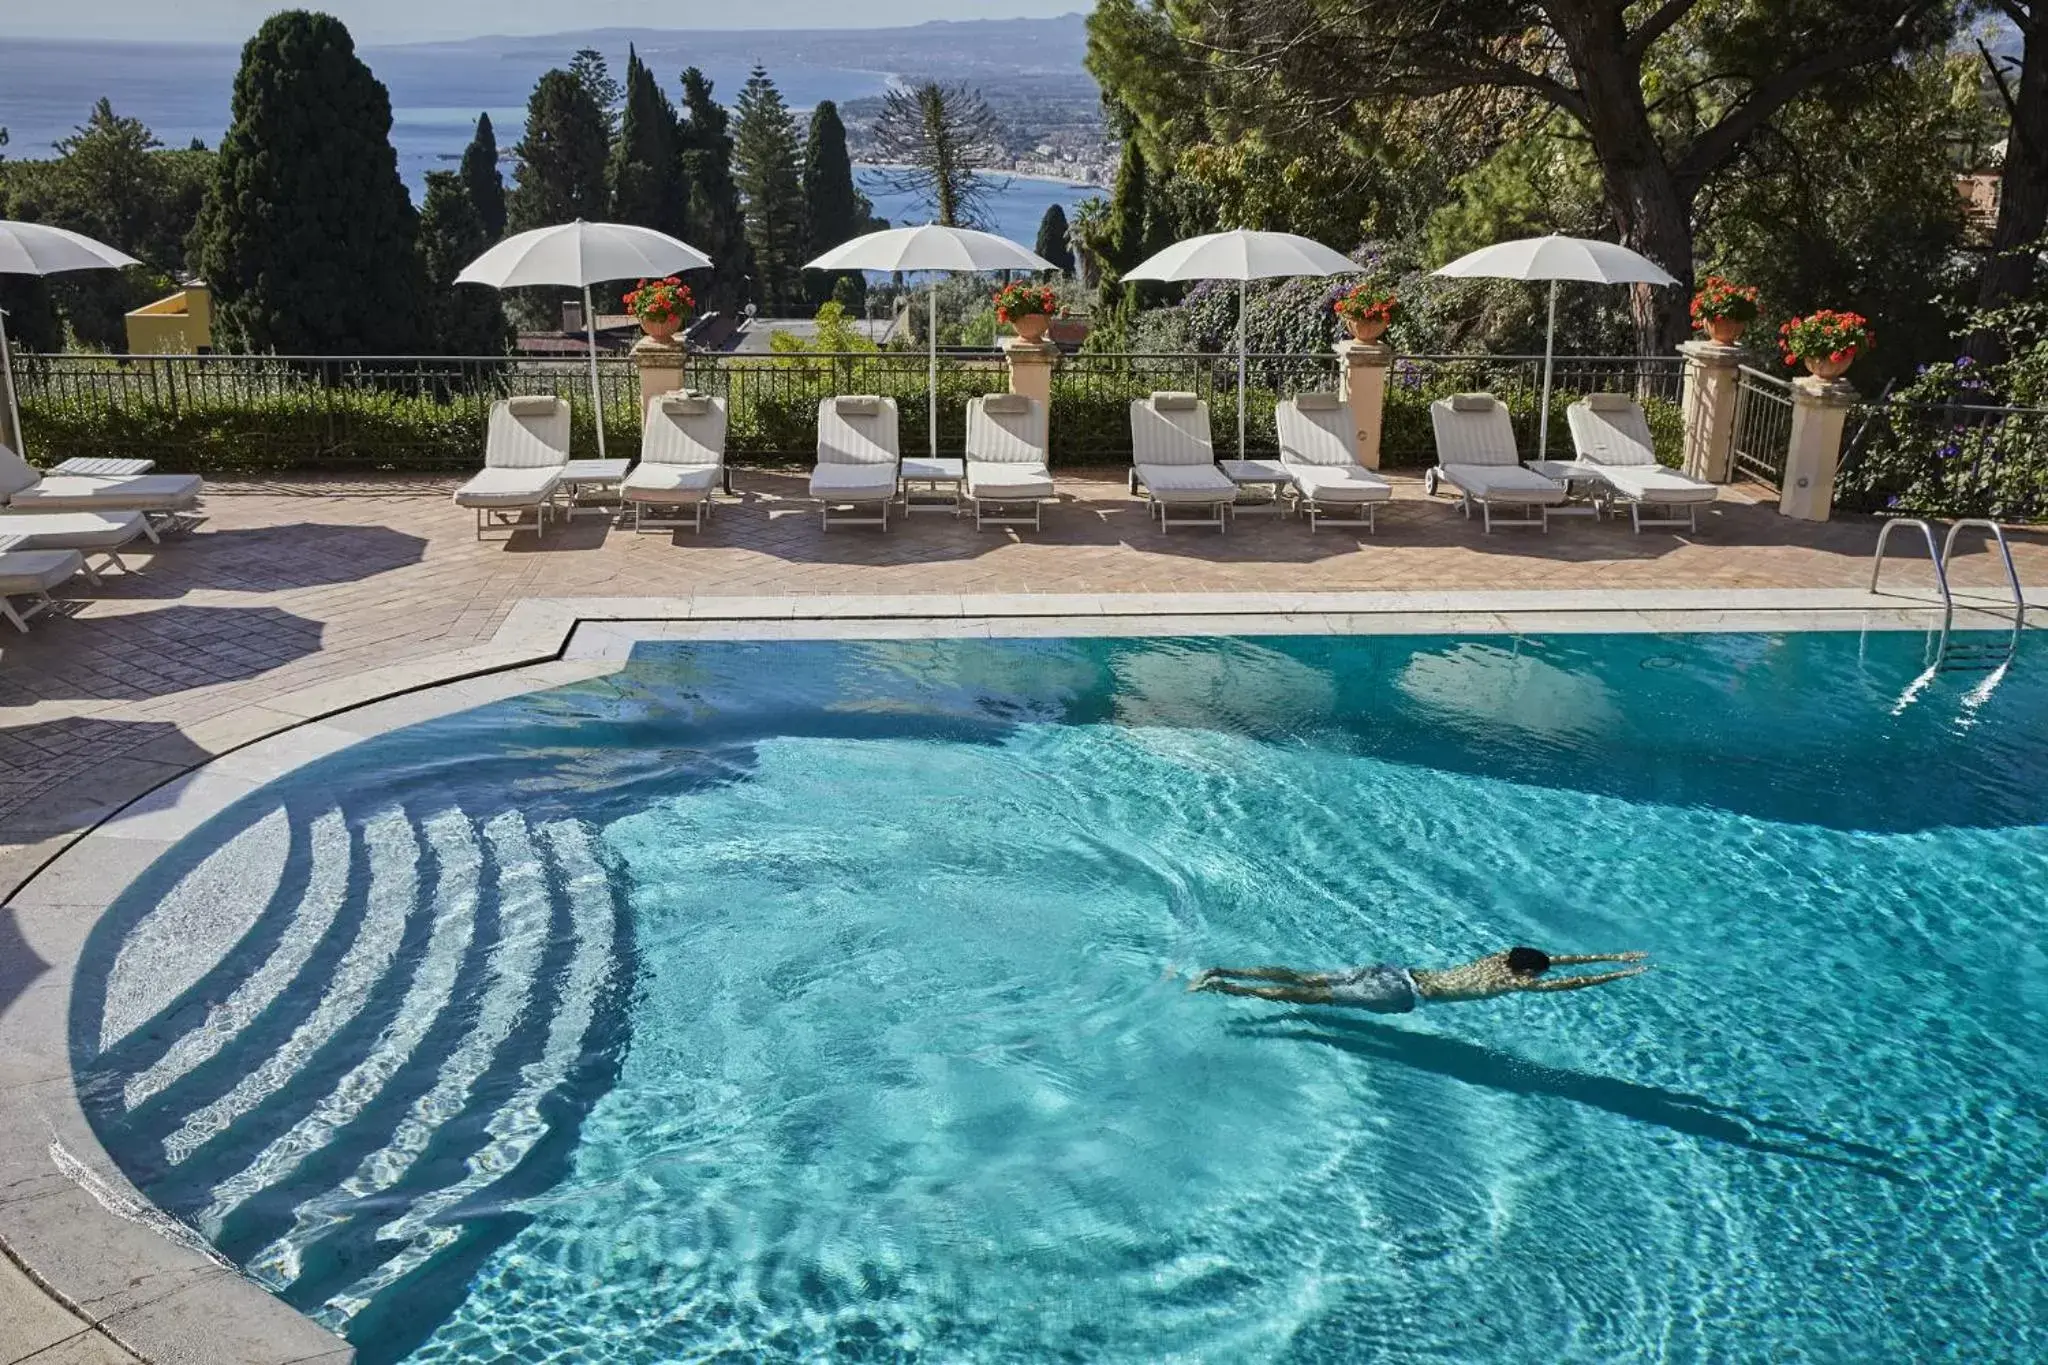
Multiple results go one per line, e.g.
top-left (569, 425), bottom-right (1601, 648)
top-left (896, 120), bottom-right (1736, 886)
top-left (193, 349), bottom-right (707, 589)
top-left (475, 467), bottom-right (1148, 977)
top-left (0, 1), bottom-right (1087, 44)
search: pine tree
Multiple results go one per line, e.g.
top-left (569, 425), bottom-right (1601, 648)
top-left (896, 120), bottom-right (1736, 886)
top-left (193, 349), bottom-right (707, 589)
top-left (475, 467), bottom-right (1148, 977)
top-left (802, 100), bottom-right (864, 308)
top-left (1034, 203), bottom-right (1074, 276)
top-left (417, 171), bottom-right (507, 355)
top-left (609, 47), bottom-right (688, 238)
top-left (506, 68), bottom-right (610, 231)
top-left (191, 10), bottom-right (424, 353)
top-left (731, 65), bottom-right (806, 315)
top-left (677, 68), bottom-right (752, 312)
top-left (460, 111), bottom-right (505, 240)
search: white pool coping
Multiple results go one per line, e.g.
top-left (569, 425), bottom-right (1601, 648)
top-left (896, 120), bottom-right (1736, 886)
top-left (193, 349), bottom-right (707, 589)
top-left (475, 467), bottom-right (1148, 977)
top-left (1, 585), bottom-right (2037, 1362)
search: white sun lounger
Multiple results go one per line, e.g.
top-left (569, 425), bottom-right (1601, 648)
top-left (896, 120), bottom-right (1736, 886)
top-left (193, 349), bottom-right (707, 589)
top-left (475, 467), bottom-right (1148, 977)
top-left (964, 393), bottom-right (1055, 531)
top-left (1274, 393), bottom-right (1393, 533)
top-left (624, 392), bottom-right (728, 533)
top-left (1128, 393), bottom-right (1235, 533)
top-left (0, 510), bottom-right (149, 574)
top-left (1426, 393), bottom-right (1569, 532)
top-left (812, 395), bottom-right (900, 530)
top-left (1566, 394), bottom-right (1717, 533)
top-left (0, 548), bottom-right (91, 633)
top-left (1, 439), bottom-right (202, 534)
top-left (454, 396), bottom-right (571, 539)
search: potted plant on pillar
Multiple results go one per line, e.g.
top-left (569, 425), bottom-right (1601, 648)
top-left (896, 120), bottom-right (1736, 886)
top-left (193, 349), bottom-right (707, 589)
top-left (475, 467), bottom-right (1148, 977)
top-left (993, 281), bottom-right (1059, 342)
top-left (1332, 281), bottom-right (1399, 342)
top-left (1779, 310), bottom-right (1872, 381)
top-left (1690, 275), bottom-right (1760, 344)
top-left (624, 276), bottom-right (696, 343)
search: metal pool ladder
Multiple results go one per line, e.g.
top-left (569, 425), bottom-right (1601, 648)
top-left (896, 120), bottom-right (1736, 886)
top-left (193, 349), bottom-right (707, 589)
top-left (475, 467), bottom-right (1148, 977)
top-left (1871, 519), bottom-right (2030, 699)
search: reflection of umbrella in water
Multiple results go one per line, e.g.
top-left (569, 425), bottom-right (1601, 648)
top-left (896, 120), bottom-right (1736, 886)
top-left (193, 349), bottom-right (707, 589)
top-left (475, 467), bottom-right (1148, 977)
top-left (1396, 643), bottom-right (1619, 742)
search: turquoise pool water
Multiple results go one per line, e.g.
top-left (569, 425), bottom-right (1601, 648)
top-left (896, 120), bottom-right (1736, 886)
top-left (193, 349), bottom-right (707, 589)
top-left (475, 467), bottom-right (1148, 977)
top-left (74, 630), bottom-right (2048, 1362)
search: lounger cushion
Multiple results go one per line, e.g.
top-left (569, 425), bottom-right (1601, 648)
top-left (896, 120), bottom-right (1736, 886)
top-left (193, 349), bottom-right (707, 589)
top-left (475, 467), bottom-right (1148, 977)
top-left (810, 464), bottom-right (897, 498)
top-left (8, 472), bottom-right (203, 511)
top-left (1567, 400), bottom-right (1660, 468)
top-left (817, 397), bottom-right (900, 466)
top-left (1430, 398), bottom-right (1522, 467)
top-left (657, 393), bottom-right (710, 415)
top-left (1136, 463), bottom-right (1236, 502)
top-left (1584, 391), bottom-right (1635, 412)
top-left (642, 396), bottom-right (727, 468)
top-left (833, 395), bottom-right (884, 415)
top-left (0, 441), bottom-right (42, 498)
top-left (621, 464), bottom-right (719, 502)
top-left (453, 467), bottom-right (561, 508)
top-left (1151, 391), bottom-right (1200, 411)
top-left (1130, 400), bottom-right (1215, 467)
top-left (980, 392), bottom-right (1031, 414)
top-left (486, 400), bottom-right (573, 470)
top-left (1293, 391), bottom-right (1342, 411)
top-left (1592, 463), bottom-right (1717, 504)
top-left (966, 460), bottom-right (1054, 500)
top-left (0, 549), bottom-right (84, 594)
top-left (0, 510), bottom-right (149, 551)
top-left (967, 397), bottom-right (1047, 467)
top-left (1450, 392), bottom-right (1499, 412)
top-left (1437, 464), bottom-right (1568, 505)
top-left (1290, 464), bottom-right (1393, 503)
top-left (901, 456), bottom-right (965, 482)
top-left (1276, 398), bottom-right (1362, 468)
top-left (506, 395), bottom-right (562, 417)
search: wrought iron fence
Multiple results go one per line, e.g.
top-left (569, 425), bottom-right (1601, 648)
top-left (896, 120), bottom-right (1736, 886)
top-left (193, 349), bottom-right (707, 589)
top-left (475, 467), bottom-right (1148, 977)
top-left (1050, 352), bottom-right (1341, 460)
top-left (1730, 365), bottom-right (1795, 488)
top-left (1838, 398), bottom-right (2048, 521)
top-left (1381, 353), bottom-right (1684, 466)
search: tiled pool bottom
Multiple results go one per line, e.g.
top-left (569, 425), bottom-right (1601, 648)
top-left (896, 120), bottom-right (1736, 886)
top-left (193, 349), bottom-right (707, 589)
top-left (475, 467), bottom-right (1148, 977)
top-left (71, 631), bottom-right (2048, 1362)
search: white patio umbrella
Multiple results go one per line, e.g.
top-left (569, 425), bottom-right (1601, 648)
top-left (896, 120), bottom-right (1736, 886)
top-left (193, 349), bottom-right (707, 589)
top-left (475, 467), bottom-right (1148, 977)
top-left (456, 220), bottom-right (714, 458)
top-left (1122, 230), bottom-right (1359, 457)
top-left (0, 221), bottom-right (142, 459)
top-left (803, 225), bottom-right (1055, 459)
top-left (1433, 234), bottom-right (1679, 457)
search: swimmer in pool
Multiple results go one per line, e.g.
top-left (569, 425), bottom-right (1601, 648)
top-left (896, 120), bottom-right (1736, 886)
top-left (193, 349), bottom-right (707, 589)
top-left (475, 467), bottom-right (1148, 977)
top-left (1189, 946), bottom-right (1647, 1012)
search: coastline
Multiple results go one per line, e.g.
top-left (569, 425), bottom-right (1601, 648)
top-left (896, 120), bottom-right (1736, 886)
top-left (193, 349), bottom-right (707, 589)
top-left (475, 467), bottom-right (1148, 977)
top-left (855, 161), bottom-right (1101, 191)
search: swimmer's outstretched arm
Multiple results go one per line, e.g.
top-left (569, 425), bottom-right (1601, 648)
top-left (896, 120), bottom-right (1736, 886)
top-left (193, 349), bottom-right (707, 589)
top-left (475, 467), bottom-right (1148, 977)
top-left (1546, 951), bottom-right (1649, 966)
top-left (1523, 965), bottom-right (1648, 993)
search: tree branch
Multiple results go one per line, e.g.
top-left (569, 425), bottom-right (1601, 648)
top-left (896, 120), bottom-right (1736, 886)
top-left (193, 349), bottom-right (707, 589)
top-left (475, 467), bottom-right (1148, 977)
top-left (1624, 0), bottom-right (1700, 62)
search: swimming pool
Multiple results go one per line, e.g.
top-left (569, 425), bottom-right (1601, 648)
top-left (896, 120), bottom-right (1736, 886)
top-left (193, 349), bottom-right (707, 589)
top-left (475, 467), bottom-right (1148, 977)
top-left (73, 629), bottom-right (2048, 1362)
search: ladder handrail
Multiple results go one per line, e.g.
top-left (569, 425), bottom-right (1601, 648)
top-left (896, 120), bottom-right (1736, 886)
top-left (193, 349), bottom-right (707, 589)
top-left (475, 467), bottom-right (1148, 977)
top-left (1870, 518), bottom-right (1953, 610)
top-left (1939, 517), bottom-right (2027, 631)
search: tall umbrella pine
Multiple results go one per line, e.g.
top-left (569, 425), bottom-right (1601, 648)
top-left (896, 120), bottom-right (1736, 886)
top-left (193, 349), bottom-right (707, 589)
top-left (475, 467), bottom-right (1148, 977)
top-left (191, 10), bottom-right (424, 353)
top-left (732, 66), bottom-right (806, 314)
top-left (460, 112), bottom-right (506, 241)
top-left (802, 101), bottom-right (864, 307)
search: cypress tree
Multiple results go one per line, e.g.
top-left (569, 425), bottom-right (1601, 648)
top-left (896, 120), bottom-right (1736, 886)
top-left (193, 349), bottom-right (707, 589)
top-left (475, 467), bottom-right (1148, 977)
top-left (677, 68), bottom-right (752, 312)
top-left (1034, 203), bottom-right (1074, 276)
top-left (191, 10), bottom-right (424, 353)
top-left (506, 68), bottom-right (609, 231)
top-left (460, 111), bottom-right (505, 240)
top-left (609, 46), bottom-right (688, 238)
top-left (802, 100), bottom-right (864, 308)
top-left (417, 171), bottom-right (507, 355)
top-left (731, 65), bottom-right (806, 316)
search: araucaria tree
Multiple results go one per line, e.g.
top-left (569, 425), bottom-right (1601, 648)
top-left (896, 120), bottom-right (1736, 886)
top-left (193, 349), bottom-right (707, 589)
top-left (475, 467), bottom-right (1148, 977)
top-left (192, 10), bottom-right (424, 353)
top-left (1035, 203), bottom-right (1075, 276)
top-left (460, 111), bottom-right (505, 241)
top-left (507, 68), bottom-right (610, 231)
top-left (869, 81), bottom-right (1005, 227)
top-left (803, 100), bottom-right (865, 306)
top-left (731, 65), bottom-right (807, 314)
top-left (609, 46), bottom-right (689, 239)
top-left (1099, 0), bottom-right (1955, 351)
top-left (678, 68), bottom-right (753, 311)
top-left (417, 170), bottom-right (507, 354)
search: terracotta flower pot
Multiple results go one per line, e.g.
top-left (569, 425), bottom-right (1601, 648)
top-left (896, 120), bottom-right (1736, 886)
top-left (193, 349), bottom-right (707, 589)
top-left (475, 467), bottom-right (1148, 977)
top-left (1345, 317), bottom-right (1390, 343)
top-left (1705, 317), bottom-right (1747, 345)
top-left (1010, 313), bottom-right (1051, 343)
top-left (1804, 352), bottom-right (1854, 381)
top-left (640, 317), bottom-right (682, 344)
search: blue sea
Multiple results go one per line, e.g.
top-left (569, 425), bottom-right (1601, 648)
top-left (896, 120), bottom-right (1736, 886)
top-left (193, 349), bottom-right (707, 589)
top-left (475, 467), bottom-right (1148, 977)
top-left (0, 38), bottom-right (1092, 247)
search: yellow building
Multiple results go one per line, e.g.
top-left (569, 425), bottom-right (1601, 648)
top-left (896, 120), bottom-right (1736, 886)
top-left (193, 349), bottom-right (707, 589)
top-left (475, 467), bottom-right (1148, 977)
top-left (124, 283), bottom-right (212, 354)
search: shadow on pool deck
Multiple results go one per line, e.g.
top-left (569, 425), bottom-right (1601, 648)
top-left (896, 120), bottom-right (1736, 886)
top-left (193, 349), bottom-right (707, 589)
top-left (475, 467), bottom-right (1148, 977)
top-left (1230, 1012), bottom-right (1909, 1181)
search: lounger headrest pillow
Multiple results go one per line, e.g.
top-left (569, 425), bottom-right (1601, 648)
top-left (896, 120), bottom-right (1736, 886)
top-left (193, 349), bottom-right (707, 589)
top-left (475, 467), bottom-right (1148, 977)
top-left (981, 393), bottom-right (1031, 414)
top-left (1449, 392), bottom-right (1498, 413)
top-left (506, 395), bottom-right (561, 417)
top-left (1293, 391), bottom-right (1342, 411)
top-left (834, 395), bottom-right (884, 416)
top-left (659, 394), bottom-right (710, 415)
top-left (1151, 392), bottom-right (1200, 412)
top-left (1584, 392), bottom-right (1635, 412)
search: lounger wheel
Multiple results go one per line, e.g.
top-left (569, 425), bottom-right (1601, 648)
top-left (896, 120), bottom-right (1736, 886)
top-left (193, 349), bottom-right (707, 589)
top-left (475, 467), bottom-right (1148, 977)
top-left (1424, 468), bottom-right (1439, 497)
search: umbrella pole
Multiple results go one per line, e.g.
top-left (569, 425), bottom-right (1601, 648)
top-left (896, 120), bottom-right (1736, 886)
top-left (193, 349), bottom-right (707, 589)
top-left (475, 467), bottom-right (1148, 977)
top-left (1237, 281), bottom-right (1248, 460)
top-left (929, 280), bottom-right (939, 459)
top-left (1538, 278), bottom-right (1558, 459)
top-left (585, 283), bottom-right (606, 460)
top-left (0, 305), bottom-right (23, 461)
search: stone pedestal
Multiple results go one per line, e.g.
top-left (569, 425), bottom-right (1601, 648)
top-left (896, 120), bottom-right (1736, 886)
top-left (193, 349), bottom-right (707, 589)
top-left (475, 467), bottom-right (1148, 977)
top-left (1678, 339), bottom-right (1744, 482)
top-left (1001, 336), bottom-right (1059, 408)
top-left (1779, 375), bottom-right (1857, 521)
top-left (1335, 340), bottom-right (1392, 469)
top-left (632, 334), bottom-right (688, 412)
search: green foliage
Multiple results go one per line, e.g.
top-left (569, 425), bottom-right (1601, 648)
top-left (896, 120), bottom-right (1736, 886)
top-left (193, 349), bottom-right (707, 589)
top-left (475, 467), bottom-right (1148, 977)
top-left (678, 68), bottom-right (752, 312)
top-left (459, 112), bottom-right (505, 241)
top-left (1035, 204), bottom-right (1074, 275)
top-left (802, 101), bottom-right (865, 307)
top-left (609, 47), bottom-right (688, 241)
top-left (732, 66), bottom-right (807, 315)
top-left (191, 11), bottom-right (424, 354)
top-left (867, 82), bottom-right (1004, 228)
top-left (508, 69), bottom-right (609, 231)
top-left (568, 50), bottom-right (623, 133)
top-left (417, 171), bottom-right (508, 355)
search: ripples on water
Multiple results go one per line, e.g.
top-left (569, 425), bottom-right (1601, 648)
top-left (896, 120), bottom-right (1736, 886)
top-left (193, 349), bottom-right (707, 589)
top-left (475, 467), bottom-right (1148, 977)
top-left (74, 631), bottom-right (2048, 1362)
